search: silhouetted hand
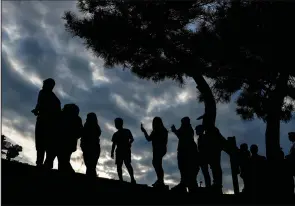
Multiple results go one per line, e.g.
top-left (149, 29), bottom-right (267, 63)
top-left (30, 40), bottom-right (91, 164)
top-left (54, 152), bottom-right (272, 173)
top-left (197, 114), bottom-right (204, 120)
top-left (111, 153), bottom-right (114, 159)
top-left (140, 123), bottom-right (146, 133)
top-left (31, 109), bottom-right (38, 116)
top-left (171, 125), bottom-right (176, 132)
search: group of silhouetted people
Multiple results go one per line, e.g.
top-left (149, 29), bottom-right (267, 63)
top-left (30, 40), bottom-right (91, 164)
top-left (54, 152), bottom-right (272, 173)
top-left (237, 134), bottom-right (295, 198)
top-left (32, 78), bottom-right (99, 176)
top-left (32, 78), bottom-right (295, 196)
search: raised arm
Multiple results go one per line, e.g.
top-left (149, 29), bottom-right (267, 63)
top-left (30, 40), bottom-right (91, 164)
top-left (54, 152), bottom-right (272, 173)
top-left (141, 124), bottom-right (152, 142)
top-left (171, 125), bottom-right (180, 139)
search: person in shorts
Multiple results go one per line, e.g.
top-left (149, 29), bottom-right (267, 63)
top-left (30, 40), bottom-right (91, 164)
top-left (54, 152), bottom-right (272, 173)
top-left (111, 118), bottom-right (136, 183)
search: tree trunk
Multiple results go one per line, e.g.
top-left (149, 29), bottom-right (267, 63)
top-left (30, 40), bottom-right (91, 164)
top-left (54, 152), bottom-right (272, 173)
top-left (265, 73), bottom-right (289, 161)
top-left (192, 74), bottom-right (217, 129)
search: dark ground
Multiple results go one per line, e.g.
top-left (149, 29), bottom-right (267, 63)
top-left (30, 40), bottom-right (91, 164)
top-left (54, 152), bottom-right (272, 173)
top-left (2, 159), bottom-right (294, 205)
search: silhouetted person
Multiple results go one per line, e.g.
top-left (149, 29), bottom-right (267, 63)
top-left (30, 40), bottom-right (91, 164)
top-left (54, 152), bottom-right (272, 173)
top-left (249, 144), bottom-right (266, 196)
top-left (238, 143), bottom-right (251, 194)
top-left (195, 124), bottom-right (211, 188)
top-left (171, 117), bottom-right (199, 193)
top-left (204, 126), bottom-right (225, 194)
top-left (111, 118), bottom-right (136, 184)
top-left (32, 78), bottom-right (61, 168)
top-left (141, 117), bottom-right (168, 187)
top-left (57, 104), bottom-right (83, 173)
top-left (81, 113), bottom-right (101, 177)
top-left (286, 132), bottom-right (295, 194)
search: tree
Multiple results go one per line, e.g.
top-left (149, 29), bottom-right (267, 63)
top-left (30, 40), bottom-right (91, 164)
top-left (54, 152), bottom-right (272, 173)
top-left (1, 135), bottom-right (23, 161)
top-left (200, 0), bottom-right (295, 160)
top-left (63, 0), bottom-right (219, 130)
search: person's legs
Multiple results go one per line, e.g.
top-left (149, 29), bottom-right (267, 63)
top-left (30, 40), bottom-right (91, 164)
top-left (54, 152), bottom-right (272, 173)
top-left (209, 151), bottom-right (222, 192)
top-left (185, 153), bottom-right (199, 192)
top-left (35, 118), bottom-right (46, 166)
top-left (125, 162), bottom-right (136, 183)
top-left (65, 151), bottom-right (74, 173)
top-left (36, 149), bottom-right (45, 166)
top-left (124, 150), bottom-right (135, 183)
top-left (201, 164), bottom-right (211, 187)
top-left (177, 153), bottom-right (187, 186)
top-left (44, 150), bottom-right (56, 169)
top-left (83, 151), bottom-right (91, 176)
top-left (152, 153), bottom-right (164, 184)
top-left (116, 151), bottom-right (124, 181)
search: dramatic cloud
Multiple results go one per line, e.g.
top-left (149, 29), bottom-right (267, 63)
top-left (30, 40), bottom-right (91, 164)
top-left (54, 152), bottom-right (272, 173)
top-left (2, 1), bottom-right (294, 194)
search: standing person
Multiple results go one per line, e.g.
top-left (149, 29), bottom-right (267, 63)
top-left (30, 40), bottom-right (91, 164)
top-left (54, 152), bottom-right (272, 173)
top-left (238, 143), bottom-right (251, 194)
top-left (171, 117), bottom-right (199, 193)
top-left (195, 124), bottom-right (211, 188)
top-left (197, 114), bottom-right (226, 194)
top-left (31, 78), bottom-right (61, 168)
top-left (286, 132), bottom-right (295, 195)
top-left (81, 113), bottom-right (101, 177)
top-left (141, 117), bottom-right (168, 187)
top-left (58, 104), bottom-right (83, 173)
top-left (249, 144), bottom-right (267, 197)
top-left (111, 118), bottom-right (136, 184)
top-left (204, 127), bottom-right (226, 194)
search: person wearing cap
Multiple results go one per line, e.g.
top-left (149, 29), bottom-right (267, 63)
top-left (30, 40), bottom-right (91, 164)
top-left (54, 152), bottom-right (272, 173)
top-left (32, 78), bottom-right (61, 168)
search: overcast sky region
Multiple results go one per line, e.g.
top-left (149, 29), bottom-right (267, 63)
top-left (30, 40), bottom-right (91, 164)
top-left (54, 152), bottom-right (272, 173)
top-left (2, 1), bottom-right (294, 194)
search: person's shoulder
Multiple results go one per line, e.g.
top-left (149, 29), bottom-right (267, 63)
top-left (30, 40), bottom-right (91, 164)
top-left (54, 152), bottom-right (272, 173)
top-left (123, 128), bottom-right (131, 133)
top-left (38, 89), bottom-right (45, 95)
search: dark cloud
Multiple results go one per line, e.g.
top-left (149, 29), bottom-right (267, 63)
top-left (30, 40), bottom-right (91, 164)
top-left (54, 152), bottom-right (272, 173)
top-left (2, 1), bottom-right (295, 193)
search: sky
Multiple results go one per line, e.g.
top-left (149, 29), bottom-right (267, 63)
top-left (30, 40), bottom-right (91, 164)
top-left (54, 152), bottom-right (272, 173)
top-left (2, 1), bottom-right (295, 194)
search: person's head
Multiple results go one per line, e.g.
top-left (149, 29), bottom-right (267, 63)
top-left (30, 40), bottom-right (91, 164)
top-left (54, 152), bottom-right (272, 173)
top-left (181, 117), bottom-right (191, 126)
top-left (115, 118), bottom-right (123, 129)
top-left (195, 124), bottom-right (204, 136)
top-left (42, 78), bottom-right (55, 91)
top-left (288, 132), bottom-right (295, 142)
top-left (152, 117), bottom-right (166, 131)
top-left (63, 104), bottom-right (79, 116)
top-left (240, 143), bottom-right (248, 152)
top-left (86, 112), bottom-right (98, 124)
top-left (250, 144), bottom-right (259, 155)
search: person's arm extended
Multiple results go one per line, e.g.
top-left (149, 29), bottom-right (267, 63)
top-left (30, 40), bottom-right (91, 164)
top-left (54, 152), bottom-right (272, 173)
top-left (171, 125), bottom-right (180, 139)
top-left (141, 124), bottom-right (152, 141)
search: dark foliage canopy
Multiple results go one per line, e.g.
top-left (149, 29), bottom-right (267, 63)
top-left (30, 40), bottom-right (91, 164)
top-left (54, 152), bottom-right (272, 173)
top-left (64, 0), bottom-right (217, 85)
top-left (202, 0), bottom-right (295, 123)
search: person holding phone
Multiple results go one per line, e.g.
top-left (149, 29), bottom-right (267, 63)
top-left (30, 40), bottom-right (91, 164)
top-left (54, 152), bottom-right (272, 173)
top-left (141, 117), bottom-right (168, 187)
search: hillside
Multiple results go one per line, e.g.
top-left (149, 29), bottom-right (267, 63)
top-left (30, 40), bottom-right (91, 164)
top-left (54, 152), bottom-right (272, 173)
top-left (2, 159), bottom-right (294, 205)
